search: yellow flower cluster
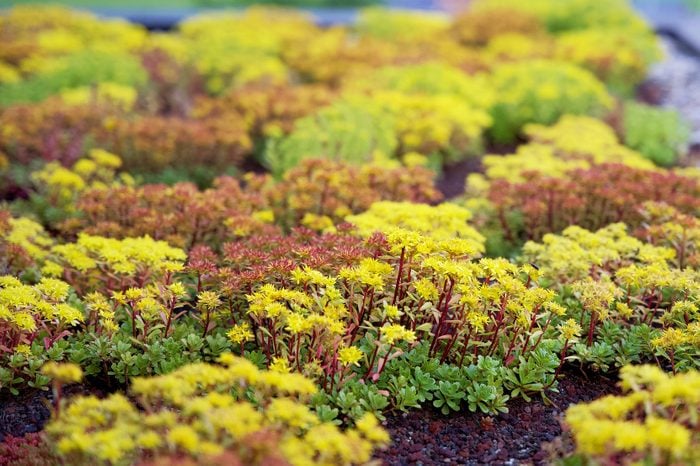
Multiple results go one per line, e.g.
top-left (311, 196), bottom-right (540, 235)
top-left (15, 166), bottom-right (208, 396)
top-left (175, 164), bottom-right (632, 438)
top-left (347, 201), bottom-right (485, 254)
top-left (522, 223), bottom-right (674, 283)
top-left (227, 322), bottom-right (254, 345)
top-left (489, 60), bottom-right (613, 143)
top-left (30, 149), bottom-right (132, 213)
top-left (356, 7), bottom-right (450, 42)
top-left (41, 361), bottom-right (83, 384)
top-left (554, 27), bottom-right (661, 94)
top-left (566, 365), bottom-right (699, 464)
top-left (177, 8), bottom-right (316, 93)
top-left (60, 81), bottom-right (138, 109)
top-left (639, 202), bottom-right (700, 270)
top-left (1, 6), bottom-right (146, 78)
top-left (349, 62), bottom-right (495, 111)
top-left (47, 354), bottom-right (388, 466)
top-left (477, 115), bottom-right (654, 184)
top-left (4, 215), bottom-right (55, 262)
top-left (372, 90), bottom-right (492, 159)
top-left (0, 275), bottom-right (82, 352)
top-left (45, 234), bottom-right (186, 291)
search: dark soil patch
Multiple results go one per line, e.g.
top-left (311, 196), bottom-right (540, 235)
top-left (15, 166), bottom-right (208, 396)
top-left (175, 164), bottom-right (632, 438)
top-left (375, 368), bottom-right (619, 466)
top-left (436, 157), bottom-right (482, 200)
top-left (0, 384), bottom-right (100, 443)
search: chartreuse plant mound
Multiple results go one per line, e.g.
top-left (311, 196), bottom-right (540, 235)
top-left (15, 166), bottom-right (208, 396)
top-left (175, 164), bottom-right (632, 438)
top-left (473, 0), bottom-right (651, 33)
top-left (565, 365), bottom-right (699, 466)
top-left (488, 60), bottom-right (613, 143)
top-left (523, 221), bottom-right (700, 373)
top-left (265, 86), bottom-right (493, 175)
top-left (346, 201), bottom-right (485, 248)
top-left (0, 276), bottom-right (82, 394)
top-left (623, 101), bottom-right (691, 167)
top-left (471, 115), bottom-right (653, 185)
top-left (45, 355), bottom-right (388, 465)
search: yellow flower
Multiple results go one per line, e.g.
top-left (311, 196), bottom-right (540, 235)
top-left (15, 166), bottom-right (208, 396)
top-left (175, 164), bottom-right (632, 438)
top-left (227, 322), bottom-right (254, 345)
top-left (167, 425), bottom-right (200, 453)
top-left (41, 362), bottom-right (83, 384)
top-left (338, 346), bottom-right (363, 367)
top-left (414, 278), bottom-right (439, 302)
top-left (558, 319), bottom-right (582, 341)
top-left (270, 357), bottom-right (291, 373)
top-left (381, 324), bottom-right (416, 345)
top-left (197, 291), bottom-right (221, 311)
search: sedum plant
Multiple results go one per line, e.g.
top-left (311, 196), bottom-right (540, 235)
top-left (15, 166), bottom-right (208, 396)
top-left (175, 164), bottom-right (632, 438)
top-left (355, 7), bottom-right (450, 42)
top-left (473, 0), bottom-right (652, 33)
top-left (565, 365), bottom-right (700, 466)
top-left (554, 28), bottom-right (661, 95)
top-left (623, 101), bottom-right (690, 167)
top-left (488, 60), bottom-right (613, 143)
top-left (264, 98), bottom-right (397, 177)
top-left (266, 88), bottom-right (492, 175)
top-left (450, 7), bottom-right (544, 46)
top-left (44, 234), bottom-right (187, 294)
top-left (484, 163), bottom-right (700, 245)
top-left (45, 355), bottom-right (389, 466)
top-left (0, 50), bottom-right (147, 107)
top-left (346, 201), bottom-right (485, 248)
top-left (0, 211), bottom-right (54, 275)
top-left (264, 159), bottom-right (442, 230)
top-left (523, 222), bottom-right (700, 373)
top-left (20, 149), bottom-right (132, 225)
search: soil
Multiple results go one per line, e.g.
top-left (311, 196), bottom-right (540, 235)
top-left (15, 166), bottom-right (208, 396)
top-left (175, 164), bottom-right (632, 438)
top-left (436, 143), bottom-right (517, 200)
top-left (375, 367), bottom-right (619, 466)
top-left (0, 384), bottom-right (99, 443)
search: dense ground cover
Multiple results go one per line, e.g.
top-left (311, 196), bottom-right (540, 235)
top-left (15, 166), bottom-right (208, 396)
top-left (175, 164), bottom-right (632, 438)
top-left (0, 1), bottom-right (699, 465)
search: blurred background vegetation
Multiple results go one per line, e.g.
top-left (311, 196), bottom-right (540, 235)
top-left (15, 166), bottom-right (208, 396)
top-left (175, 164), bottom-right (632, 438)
top-left (7, 0), bottom-right (384, 7)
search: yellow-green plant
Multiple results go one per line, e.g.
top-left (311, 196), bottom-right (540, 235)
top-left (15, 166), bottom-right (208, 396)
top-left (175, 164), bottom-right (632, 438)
top-left (554, 27), bottom-right (661, 95)
top-left (264, 98), bottom-right (398, 177)
top-left (355, 7), bottom-right (450, 42)
top-left (27, 149), bottom-right (132, 224)
top-left (346, 201), bottom-right (485, 249)
top-left (523, 222), bottom-right (700, 363)
top-left (0, 275), bottom-right (82, 354)
top-left (566, 365), bottom-right (699, 465)
top-left (46, 354), bottom-right (389, 466)
top-left (489, 61), bottom-right (613, 143)
top-left (473, 0), bottom-right (651, 33)
top-left (45, 234), bottom-right (186, 294)
top-left (469, 115), bottom-right (654, 187)
top-left (0, 213), bottom-right (55, 273)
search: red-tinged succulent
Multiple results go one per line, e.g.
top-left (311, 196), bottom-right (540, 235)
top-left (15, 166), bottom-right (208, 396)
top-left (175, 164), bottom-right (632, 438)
top-left (264, 159), bottom-right (442, 230)
top-left (65, 176), bottom-right (270, 248)
top-left (193, 225), bottom-right (373, 296)
top-left (450, 7), bottom-right (545, 46)
top-left (489, 164), bottom-right (700, 243)
top-left (0, 98), bottom-right (114, 166)
top-left (0, 433), bottom-right (60, 466)
top-left (193, 83), bottom-right (336, 139)
top-left (100, 115), bottom-right (252, 173)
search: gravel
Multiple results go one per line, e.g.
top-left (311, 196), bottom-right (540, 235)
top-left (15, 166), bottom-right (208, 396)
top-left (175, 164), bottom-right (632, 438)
top-left (645, 35), bottom-right (700, 146)
top-left (375, 368), bottom-right (619, 466)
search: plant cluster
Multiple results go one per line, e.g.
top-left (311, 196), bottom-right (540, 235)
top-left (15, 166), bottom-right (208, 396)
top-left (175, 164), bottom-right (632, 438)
top-left (0, 2), bottom-right (695, 465)
top-left (63, 158), bottom-right (440, 247)
top-left (0, 1), bottom-right (659, 180)
top-left (44, 356), bottom-right (389, 465)
top-left (623, 101), bottom-right (691, 167)
top-left (566, 365), bottom-right (699, 465)
top-left (522, 221), bottom-right (700, 373)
